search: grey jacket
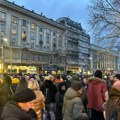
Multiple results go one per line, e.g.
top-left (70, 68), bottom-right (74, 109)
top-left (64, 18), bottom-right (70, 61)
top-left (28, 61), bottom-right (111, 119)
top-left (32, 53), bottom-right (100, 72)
top-left (62, 87), bottom-right (88, 120)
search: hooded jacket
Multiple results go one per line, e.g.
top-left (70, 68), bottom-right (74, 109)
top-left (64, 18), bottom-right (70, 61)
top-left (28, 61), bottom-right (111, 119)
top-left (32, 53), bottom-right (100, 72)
top-left (87, 77), bottom-right (107, 112)
top-left (1, 101), bottom-right (37, 120)
top-left (62, 87), bottom-right (88, 120)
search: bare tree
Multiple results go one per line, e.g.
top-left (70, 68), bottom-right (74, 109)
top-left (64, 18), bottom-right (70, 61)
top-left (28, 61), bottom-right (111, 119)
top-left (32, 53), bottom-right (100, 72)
top-left (88, 0), bottom-right (120, 46)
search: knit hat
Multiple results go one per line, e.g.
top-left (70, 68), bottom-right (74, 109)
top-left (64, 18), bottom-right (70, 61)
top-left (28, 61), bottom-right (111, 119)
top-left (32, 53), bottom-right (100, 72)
top-left (114, 74), bottom-right (120, 80)
top-left (71, 81), bottom-right (82, 91)
top-left (70, 75), bottom-right (80, 82)
top-left (112, 81), bottom-right (120, 91)
top-left (94, 69), bottom-right (102, 79)
top-left (19, 77), bottom-right (26, 84)
top-left (13, 88), bottom-right (36, 103)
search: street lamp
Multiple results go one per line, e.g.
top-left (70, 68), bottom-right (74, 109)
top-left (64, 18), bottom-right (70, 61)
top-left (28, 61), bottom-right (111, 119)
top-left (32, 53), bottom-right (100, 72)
top-left (2, 38), bottom-right (13, 73)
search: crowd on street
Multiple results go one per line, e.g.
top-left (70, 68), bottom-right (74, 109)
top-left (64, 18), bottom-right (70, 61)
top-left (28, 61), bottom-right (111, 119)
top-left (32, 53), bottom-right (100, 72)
top-left (0, 70), bottom-right (120, 120)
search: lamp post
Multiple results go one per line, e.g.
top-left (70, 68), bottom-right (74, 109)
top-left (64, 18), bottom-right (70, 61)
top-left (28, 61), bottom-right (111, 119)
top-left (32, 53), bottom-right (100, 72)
top-left (3, 38), bottom-right (13, 73)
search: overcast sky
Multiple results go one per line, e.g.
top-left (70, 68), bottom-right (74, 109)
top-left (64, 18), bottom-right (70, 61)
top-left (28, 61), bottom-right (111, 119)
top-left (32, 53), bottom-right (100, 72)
top-left (8, 0), bottom-right (90, 32)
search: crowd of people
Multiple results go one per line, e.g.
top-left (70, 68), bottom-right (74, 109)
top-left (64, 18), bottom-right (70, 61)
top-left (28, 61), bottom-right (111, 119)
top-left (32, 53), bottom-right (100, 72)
top-left (0, 70), bottom-right (120, 120)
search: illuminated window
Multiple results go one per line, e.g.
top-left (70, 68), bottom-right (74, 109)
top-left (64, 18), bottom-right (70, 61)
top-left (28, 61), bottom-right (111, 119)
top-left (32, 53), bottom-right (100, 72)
top-left (11, 26), bottom-right (17, 35)
top-left (12, 16), bottom-right (18, 24)
top-left (31, 23), bottom-right (36, 29)
top-left (22, 31), bottom-right (27, 40)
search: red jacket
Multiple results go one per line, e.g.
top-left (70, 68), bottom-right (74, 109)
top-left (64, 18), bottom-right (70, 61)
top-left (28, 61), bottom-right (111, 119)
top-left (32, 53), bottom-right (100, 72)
top-left (87, 77), bottom-right (107, 112)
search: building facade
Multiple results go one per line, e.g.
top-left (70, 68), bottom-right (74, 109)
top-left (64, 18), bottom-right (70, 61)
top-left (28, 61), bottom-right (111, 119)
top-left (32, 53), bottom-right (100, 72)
top-left (90, 44), bottom-right (118, 74)
top-left (56, 17), bottom-right (90, 74)
top-left (0, 0), bottom-right (66, 74)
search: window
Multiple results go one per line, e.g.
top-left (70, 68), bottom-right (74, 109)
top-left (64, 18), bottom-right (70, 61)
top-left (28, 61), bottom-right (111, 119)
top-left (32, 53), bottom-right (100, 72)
top-left (0, 23), bottom-right (5, 32)
top-left (22, 30), bottom-right (27, 40)
top-left (22, 20), bottom-right (27, 27)
top-left (21, 52), bottom-right (27, 60)
top-left (39, 26), bottom-right (43, 32)
top-left (31, 23), bottom-right (36, 29)
top-left (12, 16), bottom-right (18, 24)
top-left (0, 12), bottom-right (5, 20)
top-left (31, 31), bottom-right (36, 40)
top-left (11, 26), bottom-right (17, 35)
top-left (59, 38), bottom-right (62, 47)
top-left (53, 31), bottom-right (56, 36)
top-left (31, 43), bottom-right (34, 49)
top-left (46, 33), bottom-right (50, 43)
top-left (39, 34), bottom-right (43, 41)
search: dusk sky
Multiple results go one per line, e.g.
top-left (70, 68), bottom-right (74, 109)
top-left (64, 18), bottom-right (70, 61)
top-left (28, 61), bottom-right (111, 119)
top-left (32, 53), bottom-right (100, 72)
top-left (8, 0), bottom-right (91, 33)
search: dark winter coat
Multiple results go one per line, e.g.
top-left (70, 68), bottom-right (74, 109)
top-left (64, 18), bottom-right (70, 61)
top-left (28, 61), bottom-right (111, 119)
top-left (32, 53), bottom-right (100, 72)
top-left (87, 77), bottom-right (107, 112)
top-left (1, 101), bottom-right (37, 120)
top-left (0, 84), bottom-right (13, 117)
top-left (55, 82), bottom-right (67, 120)
top-left (41, 80), bottom-right (57, 104)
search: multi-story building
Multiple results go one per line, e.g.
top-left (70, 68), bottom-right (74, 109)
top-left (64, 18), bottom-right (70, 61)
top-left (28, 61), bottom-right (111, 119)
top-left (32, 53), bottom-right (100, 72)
top-left (90, 44), bottom-right (118, 74)
top-left (56, 17), bottom-right (90, 74)
top-left (0, 0), bottom-right (66, 74)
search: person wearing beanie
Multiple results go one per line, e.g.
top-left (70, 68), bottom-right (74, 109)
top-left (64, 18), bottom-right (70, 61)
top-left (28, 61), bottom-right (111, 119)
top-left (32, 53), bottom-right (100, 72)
top-left (41, 75), bottom-right (57, 120)
top-left (1, 88), bottom-right (37, 120)
top-left (87, 69), bottom-right (107, 120)
top-left (105, 81), bottom-right (120, 120)
top-left (15, 77), bottom-right (28, 93)
top-left (62, 80), bottom-right (88, 120)
top-left (55, 82), bottom-right (67, 120)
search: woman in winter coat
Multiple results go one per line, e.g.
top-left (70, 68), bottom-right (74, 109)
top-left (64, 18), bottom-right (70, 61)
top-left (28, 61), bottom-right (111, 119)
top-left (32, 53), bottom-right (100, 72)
top-left (62, 80), bottom-right (88, 120)
top-left (55, 82), bottom-right (67, 120)
top-left (87, 69), bottom-right (107, 120)
top-left (28, 80), bottom-right (45, 120)
top-left (105, 81), bottom-right (120, 120)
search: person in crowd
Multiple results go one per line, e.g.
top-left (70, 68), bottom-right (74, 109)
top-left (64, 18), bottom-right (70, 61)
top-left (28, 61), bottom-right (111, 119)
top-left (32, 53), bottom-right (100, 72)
top-left (113, 74), bottom-right (120, 81)
top-left (28, 80), bottom-right (45, 120)
top-left (103, 91), bottom-right (109, 120)
top-left (82, 77), bottom-right (89, 91)
top-left (41, 75), bottom-right (57, 120)
top-left (55, 82), bottom-right (67, 120)
top-left (1, 88), bottom-right (37, 120)
top-left (61, 74), bottom-right (71, 88)
top-left (15, 77), bottom-right (28, 93)
top-left (0, 74), bottom-right (13, 117)
top-left (87, 69), bottom-right (107, 120)
top-left (62, 77), bottom-right (88, 120)
top-left (54, 75), bottom-right (63, 89)
top-left (105, 81), bottom-right (120, 120)
top-left (107, 74), bottom-right (120, 94)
